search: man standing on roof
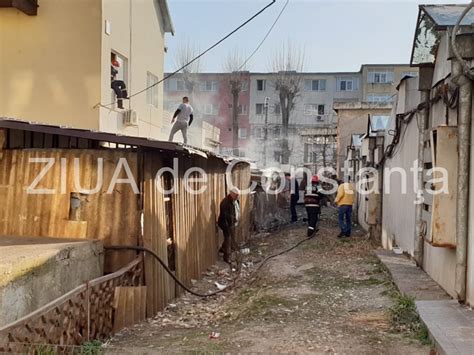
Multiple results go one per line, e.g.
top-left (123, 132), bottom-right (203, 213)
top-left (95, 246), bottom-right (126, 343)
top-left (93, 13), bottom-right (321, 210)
top-left (168, 96), bottom-right (194, 144)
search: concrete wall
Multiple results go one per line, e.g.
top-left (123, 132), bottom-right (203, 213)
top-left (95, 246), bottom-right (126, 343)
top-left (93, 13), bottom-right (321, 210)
top-left (0, 0), bottom-right (169, 138)
top-left (99, 0), bottom-right (167, 139)
top-left (381, 78), bottom-right (420, 255)
top-left (0, 238), bottom-right (103, 326)
top-left (335, 102), bottom-right (392, 175)
top-left (0, 0), bottom-right (102, 129)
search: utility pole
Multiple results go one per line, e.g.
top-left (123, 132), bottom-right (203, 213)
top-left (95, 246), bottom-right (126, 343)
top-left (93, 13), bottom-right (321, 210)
top-left (263, 97), bottom-right (270, 167)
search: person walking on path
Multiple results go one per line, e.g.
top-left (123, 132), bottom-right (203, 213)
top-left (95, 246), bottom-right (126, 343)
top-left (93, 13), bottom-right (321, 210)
top-left (335, 179), bottom-right (355, 238)
top-left (168, 97), bottom-right (194, 144)
top-left (285, 173), bottom-right (299, 223)
top-left (217, 188), bottom-right (240, 264)
top-left (304, 175), bottom-right (325, 238)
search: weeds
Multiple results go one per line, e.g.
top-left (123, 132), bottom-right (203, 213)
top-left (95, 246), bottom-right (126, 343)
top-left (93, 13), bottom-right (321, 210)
top-left (389, 294), bottom-right (432, 346)
top-left (78, 340), bottom-right (103, 355)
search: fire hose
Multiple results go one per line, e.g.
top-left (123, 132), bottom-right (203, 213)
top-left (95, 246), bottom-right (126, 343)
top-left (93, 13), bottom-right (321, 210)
top-left (105, 236), bottom-right (312, 298)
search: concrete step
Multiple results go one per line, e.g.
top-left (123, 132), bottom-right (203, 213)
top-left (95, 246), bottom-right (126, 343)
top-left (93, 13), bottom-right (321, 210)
top-left (0, 235), bottom-right (103, 326)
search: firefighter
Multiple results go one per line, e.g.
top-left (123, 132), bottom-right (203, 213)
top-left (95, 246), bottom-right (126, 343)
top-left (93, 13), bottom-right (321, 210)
top-left (304, 175), bottom-right (324, 238)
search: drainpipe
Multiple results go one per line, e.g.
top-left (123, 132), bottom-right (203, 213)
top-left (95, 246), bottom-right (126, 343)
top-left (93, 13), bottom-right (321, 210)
top-left (414, 89), bottom-right (429, 267)
top-left (451, 4), bottom-right (473, 301)
top-left (452, 60), bottom-right (472, 302)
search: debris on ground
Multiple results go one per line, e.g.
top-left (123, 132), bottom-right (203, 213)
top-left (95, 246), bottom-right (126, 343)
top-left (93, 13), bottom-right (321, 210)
top-left (107, 208), bottom-right (433, 354)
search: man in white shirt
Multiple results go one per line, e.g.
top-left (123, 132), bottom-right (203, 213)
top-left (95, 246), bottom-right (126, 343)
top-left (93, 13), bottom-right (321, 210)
top-left (168, 96), bottom-right (194, 144)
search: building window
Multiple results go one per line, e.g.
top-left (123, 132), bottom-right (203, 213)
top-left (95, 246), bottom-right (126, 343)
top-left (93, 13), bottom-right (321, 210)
top-left (238, 128), bottom-right (247, 139)
top-left (273, 127), bottom-right (281, 138)
top-left (257, 79), bottom-right (266, 91)
top-left (200, 80), bottom-right (219, 92)
top-left (367, 94), bottom-right (393, 103)
top-left (202, 104), bottom-right (218, 115)
top-left (337, 77), bottom-right (358, 91)
top-left (304, 79), bottom-right (326, 91)
top-left (229, 104), bottom-right (248, 115)
top-left (165, 78), bottom-right (185, 91)
top-left (241, 81), bottom-right (249, 91)
top-left (274, 151), bottom-right (283, 163)
top-left (253, 127), bottom-right (264, 139)
top-left (274, 103), bottom-right (281, 115)
top-left (111, 52), bottom-right (128, 83)
top-left (368, 71), bottom-right (394, 84)
top-left (304, 104), bottom-right (325, 115)
top-left (256, 103), bottom-right (264, 115)
top-left (176, 79), bottom-right (186, 91)
top-left (146, 72), bottom-right (159, 108)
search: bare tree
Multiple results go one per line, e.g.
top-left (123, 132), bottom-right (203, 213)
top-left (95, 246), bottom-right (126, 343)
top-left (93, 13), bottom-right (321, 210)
top-left (174, 39), bottom-right (203, 99)
top-left (271, 41), bottom-right (305, 164)
top-left (223, 49), bottom-right (247, 157)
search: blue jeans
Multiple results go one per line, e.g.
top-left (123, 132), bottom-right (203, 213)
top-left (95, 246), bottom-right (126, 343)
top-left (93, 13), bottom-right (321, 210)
top-left (338, 205), bottom-right (352, 236)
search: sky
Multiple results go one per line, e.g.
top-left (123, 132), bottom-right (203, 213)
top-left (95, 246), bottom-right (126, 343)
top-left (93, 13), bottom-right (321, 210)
top-left (164, 0), bottom-right (469, 73)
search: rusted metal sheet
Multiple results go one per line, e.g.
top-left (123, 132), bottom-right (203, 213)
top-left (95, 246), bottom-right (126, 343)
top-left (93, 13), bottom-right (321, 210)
top-left (429, 126), bottom-right (458, 248)
top-left (0, 149), bottom-right (140, 272)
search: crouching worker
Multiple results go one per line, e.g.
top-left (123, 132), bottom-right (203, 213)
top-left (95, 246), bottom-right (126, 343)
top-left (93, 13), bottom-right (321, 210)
top-left (111, 54), bottom-right (128, 109)
top-left (218, 188), bottom-right (240, 263)
top-left (304, 175), bottom-right (324, 238)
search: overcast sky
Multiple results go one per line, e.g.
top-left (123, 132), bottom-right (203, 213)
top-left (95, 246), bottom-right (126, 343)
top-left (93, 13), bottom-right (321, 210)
top-left (164, 0), bottom-right (469, 73)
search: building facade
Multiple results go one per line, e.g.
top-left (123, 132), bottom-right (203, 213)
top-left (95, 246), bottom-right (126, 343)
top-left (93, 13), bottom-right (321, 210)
top-left (164, 73), bottom-right (251, 155)
top-left (0, 0), bottom-right (173, 139)
top-left (247, 66), bottom-right (417, 170)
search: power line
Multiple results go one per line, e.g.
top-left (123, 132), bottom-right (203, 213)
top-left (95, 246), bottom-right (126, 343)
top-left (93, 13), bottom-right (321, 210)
top-left (95, 0), bottom-right (277, 109)
top-left (238, 0), bottom-right (290, 71)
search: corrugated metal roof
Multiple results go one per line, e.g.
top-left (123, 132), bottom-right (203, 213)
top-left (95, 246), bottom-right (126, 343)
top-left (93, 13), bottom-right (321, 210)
top-left (421, 4), bottom-right (474, 28)
top-left (351, 134), bottom-right (364, 148)
top-left (157, 0), bottom-right (175, 35)
top-left (411, 4), bottom-right (473, 66)
top-left (0, 117), bottom-right (223, 160)
top-left (370, 115), bottom-right (390, 133)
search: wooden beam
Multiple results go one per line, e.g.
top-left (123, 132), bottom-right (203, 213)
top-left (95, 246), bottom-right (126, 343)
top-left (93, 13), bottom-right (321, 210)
top-left (0, 129), bottom-right (5, 160)
top-left (12, 0), bottom-right (37, 15)
top-left (0, 0), bottom-right (13, 7)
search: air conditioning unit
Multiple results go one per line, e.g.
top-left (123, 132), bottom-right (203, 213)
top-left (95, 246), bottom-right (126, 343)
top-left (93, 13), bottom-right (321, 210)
top-left (123, 109), bottom-right (138, 127)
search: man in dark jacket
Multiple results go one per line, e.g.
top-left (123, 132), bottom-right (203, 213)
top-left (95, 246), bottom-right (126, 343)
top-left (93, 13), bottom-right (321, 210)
top-left (218, 188), bottom-right (240, 263)
top-left (111, 54), bottom-right (128, 109)
top-left (304, 175), bottom-right (325, 238)
top-left (285, 173), bottom-right (299, 223)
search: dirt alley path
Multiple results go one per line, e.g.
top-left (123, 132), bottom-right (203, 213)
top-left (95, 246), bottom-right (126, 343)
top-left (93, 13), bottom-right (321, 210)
top-left (107, 208), bottom-right (432, 354)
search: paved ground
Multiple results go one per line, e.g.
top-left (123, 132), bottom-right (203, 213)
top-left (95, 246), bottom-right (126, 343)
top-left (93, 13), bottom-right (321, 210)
top-left (376, 249), bottom-right (474, 355)
top-left (107, 209), bottom-right (432, 354)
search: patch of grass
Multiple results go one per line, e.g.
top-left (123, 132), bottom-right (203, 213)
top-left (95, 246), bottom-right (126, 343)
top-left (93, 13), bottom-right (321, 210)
top-left (226, 289), bottom-right (296, 321)
top-left (35, 346), bottom-right (56, 355)
top-left (78, 340), bottom-right (103, 355)
top-left (389, 294), bottom-right (432, 346)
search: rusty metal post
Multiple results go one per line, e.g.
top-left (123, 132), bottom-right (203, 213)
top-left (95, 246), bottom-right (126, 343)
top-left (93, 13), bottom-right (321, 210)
top-left (453, 59), bottom-right (472, 302)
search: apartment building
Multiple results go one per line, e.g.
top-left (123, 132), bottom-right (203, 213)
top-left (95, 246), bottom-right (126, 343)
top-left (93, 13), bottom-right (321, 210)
top-left (0, 0), bottom-right (174, 139)
top-left (361, 64), bottom-right (419, 103)
top-left (164, 72), bottom-right (251, 155)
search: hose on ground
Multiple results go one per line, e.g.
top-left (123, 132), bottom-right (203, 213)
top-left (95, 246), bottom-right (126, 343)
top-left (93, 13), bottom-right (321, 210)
top-left (105, 245), bottom-right (227, 297)
top-left (105, 236), bottom-right (312, 298)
